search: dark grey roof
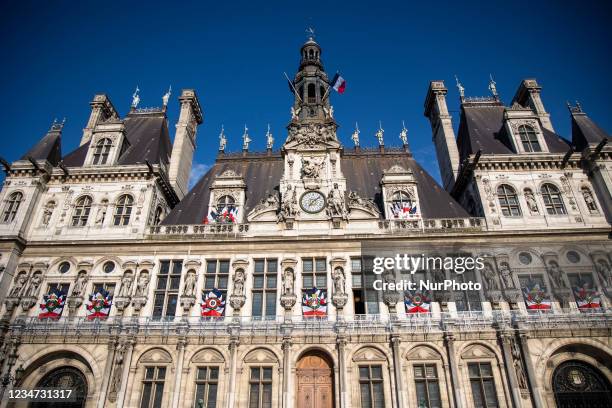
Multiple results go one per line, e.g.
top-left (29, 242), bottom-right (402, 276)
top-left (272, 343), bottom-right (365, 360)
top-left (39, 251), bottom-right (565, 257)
top-left (457, 104), bottom-right (571, 162)
top-left (21, 128), bottom-right (62, 166)
top-left (61, 111), bottom-right (171, 167)
top-left (571, 109), bottom-right (611, 151)
top-left (162, 148), bottom-right (469, 225)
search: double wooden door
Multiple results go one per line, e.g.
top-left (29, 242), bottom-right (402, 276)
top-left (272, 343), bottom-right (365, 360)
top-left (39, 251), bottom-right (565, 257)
top-left (296, 353), bottom-right (334, 408)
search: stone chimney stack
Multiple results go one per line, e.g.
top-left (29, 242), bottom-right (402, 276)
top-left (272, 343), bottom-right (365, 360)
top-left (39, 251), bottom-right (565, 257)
top-left (168, 89), bottom-right (203, 199)
top-left (512, 79), bottom-right (555, 132)
top-left (80, 94), bottom-right (118, 146)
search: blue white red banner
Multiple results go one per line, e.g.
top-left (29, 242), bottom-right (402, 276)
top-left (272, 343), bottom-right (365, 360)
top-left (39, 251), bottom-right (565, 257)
top-left (38, 288), bottom-right (66, 319)
top-left (204, 206), bottom-right (238, 224)
top-left (389, 202), bottom-right (418, 219)
top-left (573, 282), bottom-right (602, 309)
top-left (302, 288), bottom-right (327, 316)
top-left (201, 289), bottom-right (226, 317)
top-left (331, 73), bottom-right (346, 94)
top-left (86, 289), bottom-right (113, 320)
top-left (522, 281), bottom-right (552, 310)
top-left (404, 291), bottom-right (431, 313)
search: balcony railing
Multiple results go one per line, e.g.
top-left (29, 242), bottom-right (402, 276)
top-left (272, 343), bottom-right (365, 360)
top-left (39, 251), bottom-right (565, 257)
top-left (148, 223), bottom-right (250, 236)
top-left (9, 309), bottom-right (611, 340)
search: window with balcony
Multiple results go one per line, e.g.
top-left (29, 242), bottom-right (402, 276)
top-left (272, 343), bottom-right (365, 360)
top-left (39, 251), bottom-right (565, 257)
top-left (252, 259), bottom-right (277, 319)
top-left (152, 260), bottom-right (183, 318)
top-left (302, 257), bottom-right (327, 294)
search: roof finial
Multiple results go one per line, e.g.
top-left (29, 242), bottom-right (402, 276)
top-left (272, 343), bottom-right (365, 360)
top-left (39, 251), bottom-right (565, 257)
top-left (242, 124), bottom-right (251, 151)
top-left (162, 85), bottom-right (172, 107)
top-left (306, 27), bottom-right (316, 40)
top-left (266, 124), bottom-right (274, 150)
top-left (375, 121), bottom-right (385, 146)
top-left (455, 75), bottom-right (465, 100)
top-left (219, 125), bottom-right (227, 152)
top-left (488, 74), bottom-right (498, 97)
top-left (351, 122), bottom-right (360, 147)
top-left (131, 86), bottom-right (140, 109)
top-left (575, 100), bottom-right (582, 111)
top-left (399, 120), bottom-right (408, 146)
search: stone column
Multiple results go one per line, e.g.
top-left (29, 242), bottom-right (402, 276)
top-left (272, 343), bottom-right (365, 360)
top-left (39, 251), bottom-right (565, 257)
top-left (171, 337), bottom-right (187, 408)
top-left (498, 333), bottom-right (521, 408)
top-left (518, 331), bottom-right (544, 408)
top-left (390, 334), bottom-right (405, 408)
top-left (96, 338), bottom-right (118, 408)
top-left (116, 338), bottom-right (135, 408)
top-left (226, 336), bottom-right (240, 408)
top-left (336, 334), bottom-right (348, 408)
top-left (282, 337), bottom-right (292, 408)
top-left (444, 331), bottom-right (464, 408)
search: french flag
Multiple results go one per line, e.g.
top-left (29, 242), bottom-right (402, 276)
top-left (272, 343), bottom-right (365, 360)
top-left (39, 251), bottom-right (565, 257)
top-left (331, 73), bottom-right (346, 94)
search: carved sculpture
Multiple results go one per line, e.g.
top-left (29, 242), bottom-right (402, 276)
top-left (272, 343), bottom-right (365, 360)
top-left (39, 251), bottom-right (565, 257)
top-left (9, 273), bottom-right (28, 297)
top-left (302, 156), bottom-right (324, 179)
top-left (351, 124), bottom-right (360, 147)
top-left (278, 185), bottom-right (299, 221)
top-left (282, 268), bottom-right (295, 296)
top-left (332, 267), bottom-right (345, 295)
top-left (23, 272), bottom-right (43, 298)
top-left (482, 263), bottom-right (500, 291)
top-left (233, 269), bottom-right (245, 297)
top-left (347, 191), bottom-right (379, 215)
top-left (118, 272), bottom-right (134, 297)
top-left (524, 190), bottom-right (539, 214)
top-left (582, 189), bottom-right (597, 210)
top-left (41, 202), bottom-right (55, 226)
top-left (108, 341), bottom-right (126, 399)
top-left (70, 271), bottom-right (88, 297)
top-left (327, 183), bottom-right (347, 219)
top-left (596, 260), bottom-right (612, 287)
top-left (95, 200), bottom-right (108, 225)
top-left (548, 261), bottom-right (567, 289)
top-left (511, 339), bottom-right (528, 389)
top-left (182, 270), bottom-right (197, 297)
top-left (134, 271), bottom-right (150, 296)
top-left (499, 263), bottom-right (515, 289)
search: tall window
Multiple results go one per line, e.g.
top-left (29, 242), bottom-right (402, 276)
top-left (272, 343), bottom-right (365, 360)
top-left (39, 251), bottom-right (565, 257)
top-left (71, 196), bottom-right (93, 227)
top-left (391, 191), bottom-right (413, 208)
top-left (47, 282), bottom-right (70, 295)
top-left (359, 365), bottom-right (385, 408)
top-left (140, 366), bottom-right (166, 408)
top-left (216, 195), bottom-right (235, 213)
top-left (2, 192), bottom-right (23, 223)
top-left (252, 259), bottom-right (277, 319)
top-left (518, 125), bottom-right (541, 152)
top-left (92, 282), bottom-right (116, 296)
top-left (307, 83), bottom-right (316, 103)
top-left (414, 364), bottom-right (442, 408)
top-left (468, 362), bottom-right (499, 408)
top-left (153, 260), bottom-right (183, 318)
top-left (541, 184), bottom-right (566, 215)
top-left (92, 138), bottom-right (112, 165)
top-left (114, 195), bottom-right (134, 226)
top-left (204, 260), bottom-right (230, 299)
top-left (455, 270), bottom-right (482, 312)
top-left (351, 257), bottom-right (379, 315)
top-left (194, 367), bottom-right (219, 408)
top-left (249, 367), bottom-right (272, 408)
top-left (497, 185), bottom-right (521, 216)
top-left (302, 257), bottom-right (327, 293)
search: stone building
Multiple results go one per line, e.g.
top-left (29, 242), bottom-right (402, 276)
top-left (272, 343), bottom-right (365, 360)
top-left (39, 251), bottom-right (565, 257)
top-left (0, 36), bottom-right (611, 408)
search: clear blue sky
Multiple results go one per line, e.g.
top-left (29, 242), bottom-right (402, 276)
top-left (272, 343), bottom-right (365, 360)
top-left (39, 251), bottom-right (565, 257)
top-left (1, 0), bottom-right (610, 186)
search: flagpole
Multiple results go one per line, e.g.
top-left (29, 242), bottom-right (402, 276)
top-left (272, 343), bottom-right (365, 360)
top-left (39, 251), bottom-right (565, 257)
top-left (284, 72), bottom-right (303, 103)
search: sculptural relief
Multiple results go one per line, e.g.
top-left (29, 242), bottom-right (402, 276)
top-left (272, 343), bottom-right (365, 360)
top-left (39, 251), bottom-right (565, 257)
top-left (9, 272), bottom-right (28, 298)
top-left (134, 271), bottom-right (150, 297)
top-left (70, 271), bottom-right (88, 297)
top-left (182, 270), bottom-right (197, 297)
top-left (118, 272), bottom-right (134, 297)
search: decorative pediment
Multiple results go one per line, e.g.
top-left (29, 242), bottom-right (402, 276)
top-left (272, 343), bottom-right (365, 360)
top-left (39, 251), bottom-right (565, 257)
top-left (244, 348), bottom-right (279, 364)
top-left (138, 260), bottom-right (155, 270)
top-left (352, 347), bottom-right (387, 363)
top-left (191, 348), bottom-right (225, 364)
top-left (122, 260), bottom-right (138, 270)
top-left (461, 344), bottom-right (497, 360)
top-left (247, 192), bottom-right (280, 222)
top-left (347, 191), bottom-right (381, 218)
top-left (139, 348), bottom-right (173, 364)
top-left (406, 346), bottom-right (442, 361)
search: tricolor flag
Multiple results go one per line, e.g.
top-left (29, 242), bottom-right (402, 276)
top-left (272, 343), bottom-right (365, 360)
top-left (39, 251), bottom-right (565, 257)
top-left (86, 288), bottom-right (113, 320)
top-left (201, 289), bottom-right (226, 317)
top-left (522, 281), bottom-right (552, 310)
top-left (331, 73), bottom-right (346, 94)
top-left (38, 288), bottom-right (66, 319)
top-left (302, 288), bottom-right (327, 317)
top-left (204, 206), bottom-right (219, 224)
top-left (390, 202), bottom-right (418, 219)
top-left (404, 291), bottom-right (431, 314)
top-left (573, 282), bottom-right (601, 310)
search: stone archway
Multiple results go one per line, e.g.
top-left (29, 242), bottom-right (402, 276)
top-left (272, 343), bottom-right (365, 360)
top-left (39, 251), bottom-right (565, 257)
top-left (553, 360), bottom-right (612, 407)
top-left (296, 351), bottom-right (334, 408)
top-left (30, 366), bottom-right (88, 408)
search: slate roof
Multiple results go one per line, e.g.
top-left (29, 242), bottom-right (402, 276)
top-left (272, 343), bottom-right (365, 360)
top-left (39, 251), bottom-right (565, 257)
top-left (456, 103), bottom-right (571, 162)
top-left (62, 111), bottom-right (171, 167)
top-left (21, 127), bottom-right (62, 166)
top-left (571, 109), bottom-right (611, 151)
top-left (162, 148), bottom-right (469, 225)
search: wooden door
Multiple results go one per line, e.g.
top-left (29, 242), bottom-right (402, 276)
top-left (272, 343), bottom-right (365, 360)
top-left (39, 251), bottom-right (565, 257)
top-left (297, 352), bottom-right (334, 408)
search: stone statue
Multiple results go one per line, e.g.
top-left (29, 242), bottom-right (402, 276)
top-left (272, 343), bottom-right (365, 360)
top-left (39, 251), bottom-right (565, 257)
top-left (482, 263), bottom-right (500, 291)
top-left (375, 123), bottom-right (384, 146)
top-left (329, 105), bottom-right (334, 119)
top-left (182, 270), bottom-right (197, 297)
top-left (455, 75), bottom-right (465, 98)
top-left (347, 191), bottom-right (379, 215)
top-left (9, 273), bottom-right (28, 297)
top-left (24, 272), bottom-right (43, 298)
top-left (596, 260), bottom-right (612, 287)
top-left (135, 271), bottom-right (150, 297)
top-left (351, 123), bottom-right (360, 147)
top-left (242, 125), bottom-right (251, 150)
top-left (219, 126), bottom-right (227, 151)
top-left (327, 183), bottom-right (346, 218)
top-left (109, 342), bottom-right (126, 396)
top-left (433, 268), bottom-right (445, 283)
top-left (488, 74), bottom-right (498, 97)
top-left (70, 271), bottom-right (88, 297)
top-left (162, 85), bottom-right (172, 106)
top-left (282, 268), bottom-right (294, 296)
top-left (548, 261), bottom-right (567, 289)
top-left (279, 185), bottom-right (298, 220)
top-left (582, 188), bottom-right (597, 210)
top-left (291, 106), bottom-right (301, 121)
top-left (499, 263), bottom-right (515, 289)
top-left (511, 339), bottom-right (528, 389)
top-left (95, 200), bottom-right (108, 225)
top-left (524, 190), bottom-right (539, 214)
top-left (233, 269), bottom-right (245, 297)
top-left (332, 268), bottom-right (345, 295)
top-left (302, 156), bottom-right (323, 179)
top-left (131, 86), bottom-right (140, 108)
top-left (266, 125), bottom-right (274, 150)
top-left (118, 272), bottom-right (134, 297)
top-left (41, 202), bottom-right (55, 226)
top-left (399, 121), bottom-right (408, 145)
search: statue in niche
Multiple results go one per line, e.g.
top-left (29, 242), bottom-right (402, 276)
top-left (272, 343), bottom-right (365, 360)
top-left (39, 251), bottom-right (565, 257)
top-left (511, 339), bottom-right (528, 389)
top-left (182, 270), bottom-right (197, 297)
top-left (9, 273), bottom-right (28, 297)
top-left (548, 261), bottom-right (567, 289)
top-left (135, 271), bottom-right (150, 297)
top-left (332, 267), bottom-right (345, 295)
top-left (524, 190), bottom-right (539, 214)
top-left (432, 268), bottom-right (445, 283)
top-left (499, 262), bottom-right (515, 289)
top-left (41, 202), bottom-right (55, 226)
top-left (109, 341), bottom-right (126, 396)
top-left (233, 269), bottom-right (245, 297)
top-left (282, 268), bottom-right (295, 296)
top-left (481, 263), bottom-right (500, 291)
top-left (327, 183), bottom-right (347, 219)
top-left (70, 271), bottom-right (88, 297)
top-left (596, 260), bottom-right (612, 287)
top-left (23, 272), bottom-right (43, 298)
top-left (279, 185), bottom-right (298, 220)
top-left (95, 200), bottom-right (108, 225)
top-left (118, 272), bottom-right (134, 297)
top-left (582, 188), bottom-right (597, 211)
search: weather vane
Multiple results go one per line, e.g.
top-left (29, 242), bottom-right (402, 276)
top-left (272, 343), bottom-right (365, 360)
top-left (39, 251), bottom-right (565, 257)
top-left (306, 27), bottom-right (315, 40)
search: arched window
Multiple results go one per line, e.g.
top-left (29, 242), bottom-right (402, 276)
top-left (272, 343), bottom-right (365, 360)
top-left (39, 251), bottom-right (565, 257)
top-left (2, 192), bottom-right (23, 223)
top-left (72, 196), bottom-right (93, 227)
top-left (541, 184), bottom-right (566, 215)
top-left (553, 361), bottom-right (612, 406)
top-left (113, 195), bottom-right (134, 226)
top-left (497, 184), bottom-right (521, 216)
top-left (518, 125), bottom-right (541, 152)
top-left (153, 206), bottom-right (164, 225)
top-left (308, 49), bottom-right (314, 59)
top-left (216, 195), bottom-right (235, 213)
top-left (307, 83), bottom-right (316, 103)
top-left (92, 138), bottom-right (112, 165)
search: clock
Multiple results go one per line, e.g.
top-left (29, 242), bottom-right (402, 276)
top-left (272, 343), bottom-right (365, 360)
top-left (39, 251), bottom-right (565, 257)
top-left (300, 191), bottom-right (326, 214)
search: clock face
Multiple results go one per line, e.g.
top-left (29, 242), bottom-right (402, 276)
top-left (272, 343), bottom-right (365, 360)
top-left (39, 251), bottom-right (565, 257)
top-left (300, 191), bottom-right (326, 214)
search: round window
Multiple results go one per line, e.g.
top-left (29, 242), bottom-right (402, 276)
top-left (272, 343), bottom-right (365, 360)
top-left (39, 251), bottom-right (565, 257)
top-left (103, 261), bottom-right (115, 273)
top-left (58, 262), bottom-right (71, 274)
top-left (519, 252), bottom-right (532, 265)
top-left (566, 251), bottom-right (581, 264)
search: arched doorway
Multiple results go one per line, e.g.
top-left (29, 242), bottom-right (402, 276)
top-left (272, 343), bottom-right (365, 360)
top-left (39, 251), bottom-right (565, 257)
top-left (296, 351), bottom-right (334, 408)
top-left (553, 360), bottom-right (612, 407)
top-left (30, 366), bottom-right (88, 408)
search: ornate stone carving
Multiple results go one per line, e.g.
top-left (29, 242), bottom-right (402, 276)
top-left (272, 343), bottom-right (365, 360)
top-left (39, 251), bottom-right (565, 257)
top-left (229, 267), bottom-right (247, 311)
top-left (182, 270), bottom-right (197, 298)
top-left (8, 272), bottom-right (28, 298)
top-left (510, 338), bottom-right (528, 389)
top-left (278, 184), bottom-right (299, 223)
top-left (596, 260), bottom-right (612, 287)
top-left (107, 341), bottom-right (127, 402)
top-left (23, 272), bottom-right (43, 298)
top-left (347, 191), bottom-right (380, 217)
top-left (301, 156), bottom-right (324, 180)
top-left (499, 262), bottom-right (515, 289)
top-left (524, 189), bottom-right (539, 214)
top-left (286, 123), bottom-right (337, 147)
top-left (481, 263), bottom-right (500, 291)
top-left (280, 262), bottom-right (297, 310)
top-left (547, 261), bottom-right (567, 289)
top-left (134, 271), bottom-right (150, 297)
top-left (41, 201), bottom-right (55, 227)
top-left (327, 183), bottom-right (347, 220)
top-left (118, 271), bottom-right (134, 297)
top-left (70, 271), bottom-right (88, 297)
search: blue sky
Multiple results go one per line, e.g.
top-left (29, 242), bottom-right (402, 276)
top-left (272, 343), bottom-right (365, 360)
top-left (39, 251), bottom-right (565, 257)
top-left (1, 0), bottom-right (610, 187)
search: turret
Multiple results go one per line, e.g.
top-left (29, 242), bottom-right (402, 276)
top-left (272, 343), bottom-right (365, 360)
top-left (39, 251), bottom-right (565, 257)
top-left (80, 94), bottom-right (118, 146)
top-left (511, 79), bottom-right (554, 132)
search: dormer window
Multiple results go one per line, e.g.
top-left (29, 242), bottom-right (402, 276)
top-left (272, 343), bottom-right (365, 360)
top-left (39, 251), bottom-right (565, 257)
top-left (389, 191), bottom-right (417, 218)
top-left (541, 184), bottom-right (566, 215)
top-left (92, 138), bottom-right (112, 165)
top-left (216, 195), bottom-right (236, 213)
top-left (497, 185), bottom-right (521, 216)
top-left (518, 125), bottom-right (541, 152)
top-left (2, 192), bottom-right (23, 223)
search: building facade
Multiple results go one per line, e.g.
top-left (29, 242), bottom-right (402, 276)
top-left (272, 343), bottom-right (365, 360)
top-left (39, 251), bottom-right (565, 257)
top-left (0, 36), bottom-right (611, 408)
